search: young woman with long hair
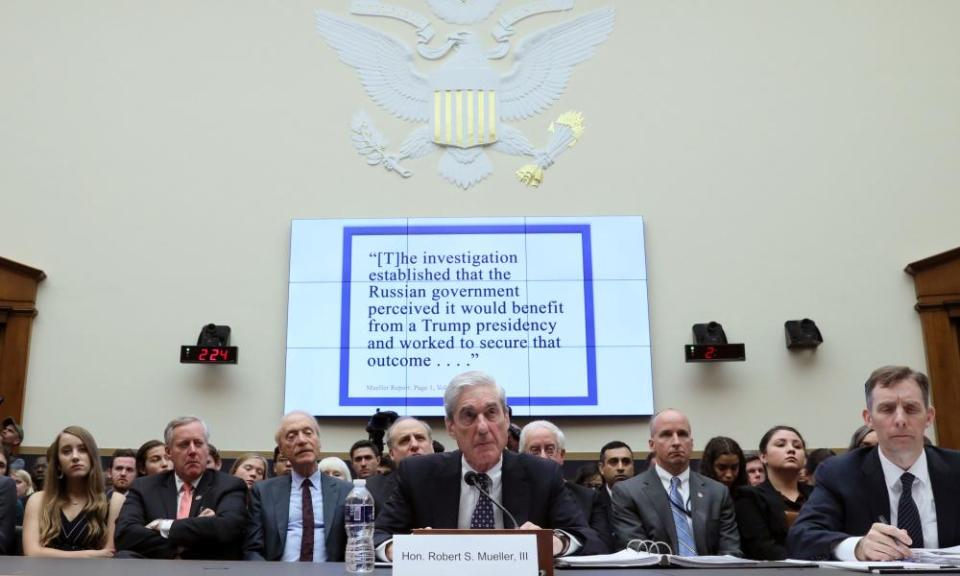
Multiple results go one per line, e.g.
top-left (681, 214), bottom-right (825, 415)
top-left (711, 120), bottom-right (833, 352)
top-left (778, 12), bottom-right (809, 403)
top-left (700, 436), bottom-right (748, 493)
top-left (22, 426), bottom-right (124, 557)
top-left (735, 425), bottom-right (811, 560)
top-left (229, 453), bottom-right (268, 490)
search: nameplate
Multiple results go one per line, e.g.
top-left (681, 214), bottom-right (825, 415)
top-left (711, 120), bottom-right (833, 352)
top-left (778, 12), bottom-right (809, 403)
top-left (394, 534), bottom-right (538, 576)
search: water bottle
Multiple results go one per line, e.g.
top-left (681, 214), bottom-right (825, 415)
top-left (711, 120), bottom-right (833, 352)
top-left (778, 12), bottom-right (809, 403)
top-left (344, 478), bottom-right (375, 574)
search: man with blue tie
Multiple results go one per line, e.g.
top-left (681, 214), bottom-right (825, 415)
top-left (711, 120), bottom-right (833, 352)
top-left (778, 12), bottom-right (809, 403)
top-left (245, 410), bottom-right (352, 561)
top-left (374, 371), bottom-right (605, 561)
top-left (611, 409), bottom-right (741, 556)
top-left (788, 366), bottom-right (960, 561)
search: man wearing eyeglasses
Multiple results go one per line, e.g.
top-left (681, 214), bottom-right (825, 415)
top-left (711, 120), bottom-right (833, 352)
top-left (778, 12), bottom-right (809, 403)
top-left (374, 371), bottom-right (606, 561)
top-left (366, 417), bottom-right (434, 514)
top-left (520, 420), bottom-right (613, 553)
top-left (610, 409), bottom-right (741, 556)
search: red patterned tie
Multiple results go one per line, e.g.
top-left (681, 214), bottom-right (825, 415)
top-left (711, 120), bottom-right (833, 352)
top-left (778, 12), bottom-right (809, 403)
top-left (177, 482), bottom-right (192, 519)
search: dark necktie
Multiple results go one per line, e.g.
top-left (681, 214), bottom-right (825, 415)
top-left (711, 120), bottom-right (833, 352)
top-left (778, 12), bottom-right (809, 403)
top-left (300, 478), bottom-right (314, 561)
top-left (470, 473), bottom-right (495, 529)
top-left (897, 473), bottom-right (924, 548)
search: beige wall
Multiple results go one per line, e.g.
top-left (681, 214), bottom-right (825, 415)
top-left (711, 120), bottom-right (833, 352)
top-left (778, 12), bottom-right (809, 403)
top-left (2, 1), bottom-right (958, 455)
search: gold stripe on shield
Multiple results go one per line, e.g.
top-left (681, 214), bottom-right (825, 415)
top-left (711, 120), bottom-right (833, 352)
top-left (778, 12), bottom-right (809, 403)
top-left (456, 90), bottom-right (464, 147)
top-left (478, 91), bottom-right (485, 145)
top-left (466, 90), bottom-right (474, 146)
top-left (444, 91), bottom-right (452, 144)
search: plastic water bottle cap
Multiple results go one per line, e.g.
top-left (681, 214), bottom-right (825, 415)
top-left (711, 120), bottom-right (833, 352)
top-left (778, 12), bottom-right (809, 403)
top-left (353, 479), bottom-right (366, 487)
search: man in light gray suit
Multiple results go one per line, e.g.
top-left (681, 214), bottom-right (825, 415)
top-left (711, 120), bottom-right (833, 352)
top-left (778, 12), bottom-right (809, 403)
top-left (245, 411), bottom-right (352, 561)
top-left (611, 409), bottom-right (741, 556)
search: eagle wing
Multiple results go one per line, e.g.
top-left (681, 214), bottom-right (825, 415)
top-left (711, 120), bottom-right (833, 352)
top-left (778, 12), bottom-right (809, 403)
top-left (315, 10), bottom-right (432, 123)
top-left (498, 7), bottom-right (615, 122)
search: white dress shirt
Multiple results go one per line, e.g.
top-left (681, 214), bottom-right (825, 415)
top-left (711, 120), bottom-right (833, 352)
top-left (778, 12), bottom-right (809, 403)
top-left (834, 449), bottom-right (938, 560)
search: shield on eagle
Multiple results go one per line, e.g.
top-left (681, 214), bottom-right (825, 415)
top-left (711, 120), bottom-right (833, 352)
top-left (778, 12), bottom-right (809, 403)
top-left (431, 66), bottom-right (499, 148)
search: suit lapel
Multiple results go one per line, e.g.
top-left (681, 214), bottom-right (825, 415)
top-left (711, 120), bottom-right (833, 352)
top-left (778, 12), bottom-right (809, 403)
top-left (927, 448), bottom-right (959, 547)
top-left (861, 448), bottom-right (890, 525)
top-left (189, 469), bottom-right (213, 517)
top-left (274, 475), bottom-right (292, 545)
top-left (321, 474), bottom-right (341, 542)
top-left (642, 467), bottom-right (677, 553)
top-left (501, 451), bottom-right (529, 527)
top-left (436, 452), bottom-right (463, 528)
top-left (688, 472), bottom-right (709, 555)
top-left (161, 472), bottom-right (177, 519)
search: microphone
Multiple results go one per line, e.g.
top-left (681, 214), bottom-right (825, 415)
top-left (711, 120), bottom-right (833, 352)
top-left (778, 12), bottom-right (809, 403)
top-left (464, 471), bottom-right (519, 529)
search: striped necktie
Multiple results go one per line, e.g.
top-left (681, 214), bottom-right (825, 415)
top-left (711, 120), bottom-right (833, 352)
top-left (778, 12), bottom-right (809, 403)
top-left (669, 476), bottom-right (697, 556)
top-left (897, 473), bottom-right (924, 548)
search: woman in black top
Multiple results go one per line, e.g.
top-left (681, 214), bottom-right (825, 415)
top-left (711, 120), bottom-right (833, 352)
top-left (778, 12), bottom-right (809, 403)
top-left (735, 425), bottom-right (812, 560)
top-left (22, 426), bottom-right (124, 557)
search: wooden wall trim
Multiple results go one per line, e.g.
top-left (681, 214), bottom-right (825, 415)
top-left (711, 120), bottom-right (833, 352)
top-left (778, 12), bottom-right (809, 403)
top-left (917, 311), bottom-right (960, 448)
top-left (0, 257), bottom-right (45, 430)
top-left (907, 246), bottom-right (960, 449)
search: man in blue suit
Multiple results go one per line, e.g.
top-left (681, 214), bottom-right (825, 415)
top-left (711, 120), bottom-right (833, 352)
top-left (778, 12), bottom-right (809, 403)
top-left (245, 410), bottom-right (352, 561)
top-left (788, 366), bottom-right (960, 560)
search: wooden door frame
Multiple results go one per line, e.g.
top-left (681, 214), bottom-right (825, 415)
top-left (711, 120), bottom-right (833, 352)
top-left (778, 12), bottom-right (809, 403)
top-left (0, 257), bottom-right (46, 427)
top-left (906, 247), bottom-right (960, 449)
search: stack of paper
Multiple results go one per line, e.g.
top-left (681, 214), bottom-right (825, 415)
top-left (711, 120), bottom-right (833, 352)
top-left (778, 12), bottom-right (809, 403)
top-left (818, 561), bottom-right (950, 572)
top-left (914, 545), bottom-right (960, 565)
top-left (555, 549), bottom-right (761, 569)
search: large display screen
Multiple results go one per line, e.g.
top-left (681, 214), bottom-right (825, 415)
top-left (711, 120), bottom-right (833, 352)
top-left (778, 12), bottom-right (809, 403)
top-left (285, 216), bottom-right (653, 417)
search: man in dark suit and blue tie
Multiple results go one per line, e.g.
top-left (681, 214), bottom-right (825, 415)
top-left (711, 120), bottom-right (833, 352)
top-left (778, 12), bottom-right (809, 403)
top-left (374, 371), bottom-right (605, 561)
top-left (788, 366), bottom-right (960, 561)
top-left (245, 410), bottom-right (352, 561)
top-left (115, 417), bottom-right (248, 559)
top-left (610, 409), bottom-right (741, 556)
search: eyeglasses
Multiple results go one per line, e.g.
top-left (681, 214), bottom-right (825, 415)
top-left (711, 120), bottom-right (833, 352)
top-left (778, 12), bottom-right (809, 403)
top-left (527, 445), bottom-right (559, 457)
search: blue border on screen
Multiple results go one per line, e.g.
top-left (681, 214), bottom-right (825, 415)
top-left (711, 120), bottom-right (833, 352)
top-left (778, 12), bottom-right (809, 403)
top-left (338, 223), bottom-right (598, 407)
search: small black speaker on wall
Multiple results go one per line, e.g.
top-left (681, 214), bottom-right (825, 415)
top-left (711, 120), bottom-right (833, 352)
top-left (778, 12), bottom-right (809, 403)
top-left (785, 319), bottom-right (823, 349)
top-left (692, 322), bottom-right (728, 345)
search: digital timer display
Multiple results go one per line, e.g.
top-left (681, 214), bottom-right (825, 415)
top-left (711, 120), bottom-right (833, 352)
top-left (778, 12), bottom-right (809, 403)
top-left (685, 344), bottom-right (746, 362)
top-left (180, 346), bottom-right (238, 364)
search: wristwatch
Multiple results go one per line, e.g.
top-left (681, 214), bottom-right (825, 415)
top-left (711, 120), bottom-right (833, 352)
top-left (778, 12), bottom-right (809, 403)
top-left (553, 530), bottom-right (571, 556)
